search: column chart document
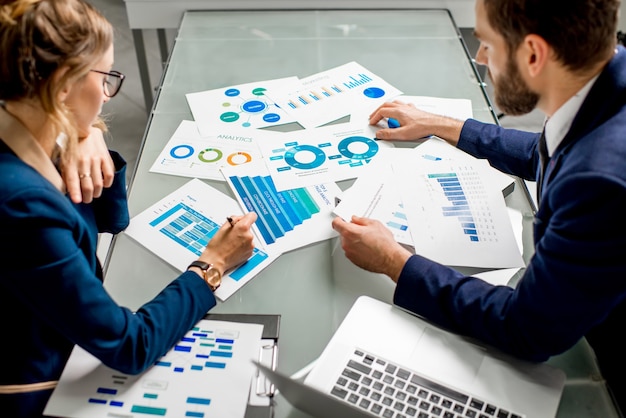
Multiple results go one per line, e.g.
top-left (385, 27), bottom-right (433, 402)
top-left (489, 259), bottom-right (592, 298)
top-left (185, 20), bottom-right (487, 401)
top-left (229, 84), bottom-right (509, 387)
top-left (267, 61), bottom-right (402, 128)
top-left (396, 157), bottom-right (525, 268)
top-left (222, 162), bottom-right (340, 255)
top-left (45, 320), bottom-right (263, 418)
top-left (124, 179), bottom-right (278, 301)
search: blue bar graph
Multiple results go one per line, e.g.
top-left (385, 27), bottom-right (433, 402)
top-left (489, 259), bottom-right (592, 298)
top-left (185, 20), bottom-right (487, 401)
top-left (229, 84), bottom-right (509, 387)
top-left (428, 173), bottom-right (479, 242)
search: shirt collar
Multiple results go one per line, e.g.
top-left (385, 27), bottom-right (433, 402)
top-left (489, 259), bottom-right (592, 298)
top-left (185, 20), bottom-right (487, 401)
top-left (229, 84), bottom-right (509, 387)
top-left (543, 74), bottom-right (599, 156)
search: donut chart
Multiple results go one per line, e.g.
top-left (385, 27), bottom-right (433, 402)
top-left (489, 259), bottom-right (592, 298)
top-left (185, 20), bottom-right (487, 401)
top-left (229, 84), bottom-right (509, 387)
top-left (284, 144), bottom-right (326, 170)
top-left (227, 152), bottom-right (253, 166)
top-left (198, 148), bottom-right (223, 163)
top-left (337, 136), bottom-right (379, 160)
top-left (169, 145), bottom-right (194, 159)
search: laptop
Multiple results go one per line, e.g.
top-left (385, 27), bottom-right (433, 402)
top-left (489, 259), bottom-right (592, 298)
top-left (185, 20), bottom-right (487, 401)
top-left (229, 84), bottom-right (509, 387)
top-left (257, 296), bottom-right (565, 418)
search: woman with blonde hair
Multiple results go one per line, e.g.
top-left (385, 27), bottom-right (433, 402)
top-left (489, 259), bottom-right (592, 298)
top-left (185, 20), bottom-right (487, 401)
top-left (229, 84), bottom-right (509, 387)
top-left (0, 1), bottom-right (257, 416)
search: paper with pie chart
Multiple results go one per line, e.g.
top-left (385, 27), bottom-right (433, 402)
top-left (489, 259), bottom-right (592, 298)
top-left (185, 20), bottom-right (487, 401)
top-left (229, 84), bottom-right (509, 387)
top-left (266, 61), bottom-right (403, 128)
top-left (150, 120), bottom-right (279, 181)
top-left (186, 77), bottom-right (300, 136)
top-left (258, 123), bottom-right (394, 192)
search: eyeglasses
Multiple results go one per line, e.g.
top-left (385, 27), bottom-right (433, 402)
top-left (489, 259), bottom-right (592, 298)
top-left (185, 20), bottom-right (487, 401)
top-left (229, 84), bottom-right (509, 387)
top-left (90, 69), bottom-right (125, 98)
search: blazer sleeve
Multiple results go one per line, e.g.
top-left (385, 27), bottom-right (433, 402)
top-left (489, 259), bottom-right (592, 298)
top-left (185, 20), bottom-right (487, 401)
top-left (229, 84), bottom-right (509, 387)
top-left (2, 184), bottom-right (215, 375)
top-left (457, 118), bottom-right (541, 181)
top-left (88, 150), bottom-right (130, 234)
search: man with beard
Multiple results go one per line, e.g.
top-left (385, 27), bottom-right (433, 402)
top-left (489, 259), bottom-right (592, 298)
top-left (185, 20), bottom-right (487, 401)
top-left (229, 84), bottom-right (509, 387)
top-left (332, 0), bottom-right (626, 413)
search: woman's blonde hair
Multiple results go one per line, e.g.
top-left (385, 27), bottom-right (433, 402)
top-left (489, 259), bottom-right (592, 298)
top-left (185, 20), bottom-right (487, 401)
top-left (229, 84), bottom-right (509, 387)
top-left (0, 0), bottom-right (113, 163)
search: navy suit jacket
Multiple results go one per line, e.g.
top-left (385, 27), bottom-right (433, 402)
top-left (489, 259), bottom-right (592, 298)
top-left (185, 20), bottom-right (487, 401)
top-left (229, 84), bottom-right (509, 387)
top-left (0, 145), bottom-right (216, 417)
top-left (394, 46), bottom-right (626, 410)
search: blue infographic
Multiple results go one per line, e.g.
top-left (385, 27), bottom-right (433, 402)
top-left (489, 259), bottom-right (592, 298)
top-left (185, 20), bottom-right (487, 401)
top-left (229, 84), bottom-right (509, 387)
top-left (258, 123), bottom-right (393, 192)
top-left (44, 320), bottom-right (263, 418)
top-left (148, 201), bottom-right (269, 281)
top-left (186, 77), bottom-right (299, 136)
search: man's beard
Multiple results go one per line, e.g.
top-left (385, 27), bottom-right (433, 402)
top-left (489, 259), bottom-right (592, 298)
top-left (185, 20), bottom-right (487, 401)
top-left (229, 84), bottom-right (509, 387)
top-left (491, 56), bottom-right (539, 116)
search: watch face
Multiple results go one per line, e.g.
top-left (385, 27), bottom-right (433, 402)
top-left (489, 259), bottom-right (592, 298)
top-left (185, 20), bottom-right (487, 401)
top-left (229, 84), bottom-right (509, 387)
top-left (205, 267), bottom-right (222, 291)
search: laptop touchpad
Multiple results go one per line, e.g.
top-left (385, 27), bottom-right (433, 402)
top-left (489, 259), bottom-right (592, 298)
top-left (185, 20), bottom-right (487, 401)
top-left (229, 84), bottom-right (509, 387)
top-left (409, 326), bottom-right (485, 387)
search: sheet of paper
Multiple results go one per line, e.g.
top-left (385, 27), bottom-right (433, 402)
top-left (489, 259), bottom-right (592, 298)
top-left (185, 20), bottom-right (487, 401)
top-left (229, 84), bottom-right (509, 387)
top-left (222, 161), bottom-right (340, 255)
top-left (412, 138), bottom-right (515, 194)
top-left (124, 179), bottom-right (278, 301)
top-left (186, 76), bottom-right (300, 135)
top-left (333, 149), bottom-right (413, 248)
top-left (267, 61), bottom-right (402, 128)
top-left (259, 122), bottom-right (394, 191)
top-left (395, 156), bottom-right (525, 268)
top-left (474, 268), bottom-right (521, 287)
top-left (44, 320), bottom-right (263, 418)
top-left (150, 120), bottom-right (275, 181)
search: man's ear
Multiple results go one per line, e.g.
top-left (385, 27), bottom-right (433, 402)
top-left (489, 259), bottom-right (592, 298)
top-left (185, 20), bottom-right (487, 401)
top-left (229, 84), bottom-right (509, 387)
top-left (519, 34), bottom-right (550, 78)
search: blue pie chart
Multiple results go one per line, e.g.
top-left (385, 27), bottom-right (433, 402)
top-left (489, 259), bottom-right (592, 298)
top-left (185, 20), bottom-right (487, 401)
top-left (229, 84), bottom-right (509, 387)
top-left (338, 136), bottom-right (379, 160)
top-left (284, 145), bottom-right (326, 169)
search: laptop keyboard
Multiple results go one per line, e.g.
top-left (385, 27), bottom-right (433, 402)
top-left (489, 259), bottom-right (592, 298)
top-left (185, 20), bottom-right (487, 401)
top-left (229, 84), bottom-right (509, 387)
top-left (329, 348), bottom-right (525, 418)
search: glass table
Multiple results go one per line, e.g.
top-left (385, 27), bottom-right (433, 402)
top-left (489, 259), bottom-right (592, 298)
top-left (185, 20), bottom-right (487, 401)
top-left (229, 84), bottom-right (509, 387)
top-left (103, 9), bottom-right (618, 417)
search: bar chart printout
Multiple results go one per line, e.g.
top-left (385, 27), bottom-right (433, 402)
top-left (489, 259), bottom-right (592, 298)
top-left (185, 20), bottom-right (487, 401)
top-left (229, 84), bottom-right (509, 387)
top-left (123, 179), bottom-right (277, 301)
top-left (397, 161), bottom-right (524, 268)
top-left (44, 320), bottom-right (264, 418)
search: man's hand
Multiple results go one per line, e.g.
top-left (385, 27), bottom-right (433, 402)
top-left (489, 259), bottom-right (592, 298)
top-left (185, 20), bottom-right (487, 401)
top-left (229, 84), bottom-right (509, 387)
top-left (369, 101), bottom-right (464, 145)
top-left (63, 127), bottom-right (115, 204)
top-left (331, 215), bottom-right (412, 283)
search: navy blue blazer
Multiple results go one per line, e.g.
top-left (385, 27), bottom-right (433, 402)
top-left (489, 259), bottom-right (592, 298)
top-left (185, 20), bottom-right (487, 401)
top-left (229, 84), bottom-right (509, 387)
top-left (394, 46), bottom-right (626, 409)
top-left (0, 144), bottom-right (216, 417)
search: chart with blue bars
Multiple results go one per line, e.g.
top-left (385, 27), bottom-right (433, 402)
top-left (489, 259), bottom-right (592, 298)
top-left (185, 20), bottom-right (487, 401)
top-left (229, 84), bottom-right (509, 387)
top-left (286, 72), bottom-right (387, 109)
top-left (148, 202), bottom-right (268, 281)
top-left (429, 172), bottom-right (482, 242)
top-left (68, 321), bottom-right (256, 418)
top-left (228, 174), bottom-right (321, 246)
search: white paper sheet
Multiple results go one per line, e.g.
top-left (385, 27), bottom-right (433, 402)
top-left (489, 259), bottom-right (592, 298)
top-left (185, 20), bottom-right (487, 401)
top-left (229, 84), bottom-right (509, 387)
top-left (186, 76), bottom-right (300, 135)
top-left (222, 161), bottom-right (340, 255)
top-left (44, 320), bottom-right (263, 418)
top-left (267, 61), bottom-right (403, 128)
top-left (124, 179), bottom-right (278, 301)
top-left (395, 156), bottom-right (525, 268)
top-left (258, 122), bottom-right (394, 192)
top-left (333, 149), bottom-right (414, 248)
top-left (150, 120), bottom-right (275, 181)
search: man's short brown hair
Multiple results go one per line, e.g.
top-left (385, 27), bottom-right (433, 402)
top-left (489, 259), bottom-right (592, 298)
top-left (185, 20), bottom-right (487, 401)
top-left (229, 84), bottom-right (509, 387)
top-left (483, 0), bottom-right (620, 72)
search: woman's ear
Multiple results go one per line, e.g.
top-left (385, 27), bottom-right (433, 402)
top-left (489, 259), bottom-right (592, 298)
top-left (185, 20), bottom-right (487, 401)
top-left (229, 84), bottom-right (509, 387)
top-left (53, 66), bottom-right (72, 103)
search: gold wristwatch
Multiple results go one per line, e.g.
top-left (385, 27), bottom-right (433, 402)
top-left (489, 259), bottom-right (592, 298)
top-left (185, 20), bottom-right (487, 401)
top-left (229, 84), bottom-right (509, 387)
top-left (187, 260), bottom-right (222, 292)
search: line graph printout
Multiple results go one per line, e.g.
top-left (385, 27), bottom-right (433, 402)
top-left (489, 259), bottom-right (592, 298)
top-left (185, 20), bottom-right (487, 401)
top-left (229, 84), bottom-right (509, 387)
top-left (222, 162), bottom-right (340, 255)
top-left (44, 320), bottom-right (263, 418)
top-left (186, 76), bottom-right (300, 136)
top-left (267, 61), bottom-right (402, 128)
top-left (124, 179), bottom-right (278, 301)
top-left (258, 122), bottom-right (394, 191)
top-left (150, 120), bottom-right (276, 181)
top-left (395, 159), bottom-right (524, 268)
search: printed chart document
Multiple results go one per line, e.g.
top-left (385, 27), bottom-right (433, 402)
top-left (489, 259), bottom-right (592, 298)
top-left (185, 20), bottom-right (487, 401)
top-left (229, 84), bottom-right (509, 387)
top-left (333, 149), bottom-right (413, 248)
top-left (395, 157), bottom-right (525, 268)
top-left (267, 61), bottom-right (402, 128)
top-left (222, 161), bottom-right (341, 255)
top-left (150, 120), bottom-right (275, 181)
top-left (186, 76), bottom-right (300, 135)
top-left (259, 122), bottom-right (394, 192)
top-left (44, 319), bottom-right (263, 418)
top-left (124, 179), bottom-right (278, 301)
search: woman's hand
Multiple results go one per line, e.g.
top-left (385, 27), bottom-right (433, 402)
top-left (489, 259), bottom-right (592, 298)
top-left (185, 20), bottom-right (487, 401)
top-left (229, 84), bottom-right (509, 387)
top-left (62, 126), bottom-right (115, 204)
top-left (199, 212), bottom-right (258, 275)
